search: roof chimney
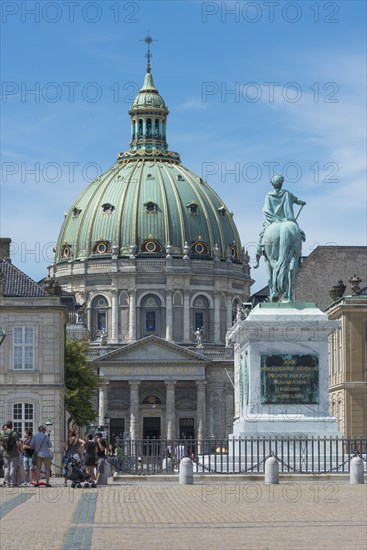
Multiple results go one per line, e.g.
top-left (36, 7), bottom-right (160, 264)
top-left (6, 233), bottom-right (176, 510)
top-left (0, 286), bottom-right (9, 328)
top-left (0, 238), bottom-right (12, 262)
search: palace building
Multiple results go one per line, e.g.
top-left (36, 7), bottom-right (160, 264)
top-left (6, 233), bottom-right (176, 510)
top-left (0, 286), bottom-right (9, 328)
top-left (50, 52), bottom-right (253, 441)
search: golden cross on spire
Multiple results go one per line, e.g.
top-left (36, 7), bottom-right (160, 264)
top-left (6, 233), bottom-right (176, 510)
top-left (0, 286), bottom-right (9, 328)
top-left (140, 31), bottom-right (158, 73)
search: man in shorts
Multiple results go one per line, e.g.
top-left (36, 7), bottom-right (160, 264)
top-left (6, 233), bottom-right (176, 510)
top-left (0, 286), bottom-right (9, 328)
top-left (95, 432), bottom-right (107, 485)
top-left (30, 425), bottom-right (52, 487)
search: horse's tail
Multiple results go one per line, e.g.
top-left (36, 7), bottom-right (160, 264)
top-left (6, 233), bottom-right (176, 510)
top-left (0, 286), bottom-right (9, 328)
top-left (273, 223), bottom-right (292, 294)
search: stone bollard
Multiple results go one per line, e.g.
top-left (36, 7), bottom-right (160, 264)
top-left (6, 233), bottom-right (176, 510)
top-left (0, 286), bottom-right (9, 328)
top-left (179, 457), bottom-right (193, 485)
top-left (97, 459), bottom-right (109, 486)
top-left (350, 456), bottom-right (364, 484)
top-left (264, 456), bottom-right (279, 484)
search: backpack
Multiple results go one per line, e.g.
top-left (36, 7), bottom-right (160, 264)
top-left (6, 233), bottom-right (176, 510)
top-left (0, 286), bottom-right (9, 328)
top-left (2, 431), bottom-right (16, 452)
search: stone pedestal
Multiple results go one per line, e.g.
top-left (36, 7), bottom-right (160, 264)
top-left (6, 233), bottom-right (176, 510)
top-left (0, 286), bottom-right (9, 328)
top-left (227, 303), bottom-right (341, 438)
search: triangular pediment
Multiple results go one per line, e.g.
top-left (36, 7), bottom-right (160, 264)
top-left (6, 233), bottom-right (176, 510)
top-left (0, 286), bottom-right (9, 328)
top-left (92, 335), bottom-right (209, 364)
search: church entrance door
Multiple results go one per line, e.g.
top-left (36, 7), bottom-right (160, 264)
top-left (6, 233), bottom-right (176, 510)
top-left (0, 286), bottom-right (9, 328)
top-left (143, 416), bottom-right (161, 439)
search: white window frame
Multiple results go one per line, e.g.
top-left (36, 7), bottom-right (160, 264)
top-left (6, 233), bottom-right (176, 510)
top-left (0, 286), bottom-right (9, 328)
top-left (13, 402), bottom-right (34, 435)
top-left (13, 326), bottom-right (35, 370)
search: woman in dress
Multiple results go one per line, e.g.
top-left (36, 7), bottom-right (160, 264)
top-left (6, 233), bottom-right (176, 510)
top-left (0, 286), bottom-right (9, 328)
top-left (84, 434), bottom-right (96, 484)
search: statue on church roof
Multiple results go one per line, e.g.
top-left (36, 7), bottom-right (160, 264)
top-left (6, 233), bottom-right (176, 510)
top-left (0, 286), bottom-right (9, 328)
top-left (193, 327), bottom-right (204, 348)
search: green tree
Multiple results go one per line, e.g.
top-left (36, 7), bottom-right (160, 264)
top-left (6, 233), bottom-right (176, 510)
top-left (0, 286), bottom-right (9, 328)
top-left (65, 337), bottom-right (102, 426)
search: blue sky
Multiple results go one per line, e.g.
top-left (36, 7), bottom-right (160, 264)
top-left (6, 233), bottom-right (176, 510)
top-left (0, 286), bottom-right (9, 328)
top-left (1, 0), bottom-right (366, 292)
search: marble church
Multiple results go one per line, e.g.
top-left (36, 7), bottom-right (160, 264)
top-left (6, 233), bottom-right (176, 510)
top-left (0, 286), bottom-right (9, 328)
top-left (50, 52), bottom-right (253, 441)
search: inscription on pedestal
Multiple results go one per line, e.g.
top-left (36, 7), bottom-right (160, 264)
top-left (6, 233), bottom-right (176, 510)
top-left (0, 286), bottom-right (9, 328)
top-left (260, 354), bottom-right (319, 405)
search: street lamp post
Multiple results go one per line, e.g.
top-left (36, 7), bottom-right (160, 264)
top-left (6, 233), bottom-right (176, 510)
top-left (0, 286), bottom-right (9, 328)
top-left (104, 412), bottom-right (110, 443)
top-left (45, 417), bottom-right (53, 436)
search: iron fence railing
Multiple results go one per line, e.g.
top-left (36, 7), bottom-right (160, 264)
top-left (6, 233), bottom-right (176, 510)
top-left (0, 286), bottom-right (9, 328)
top-left (110, 436), bottom-right (367, 475)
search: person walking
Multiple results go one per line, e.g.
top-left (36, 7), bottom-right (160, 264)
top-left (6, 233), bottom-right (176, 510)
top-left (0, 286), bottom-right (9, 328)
top-left (30, 425), bottom-right (52, 487)
top-left (95, 433), bottom-right (107, 485)
top-left (84, 434), bottom-right (96, 485)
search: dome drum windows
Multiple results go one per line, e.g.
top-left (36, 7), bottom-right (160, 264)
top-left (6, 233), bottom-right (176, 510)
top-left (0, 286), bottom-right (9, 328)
top-left (154, 119), bottom-right (159, 138)
top-left (92, 241), bottom-right (111, 255)
top-left (61, 243), bottom-right (73, 259)
top-left (138, 119), bottom-right (143, 138)
top-left (140, 238), bottom-right (163, 253)
top-left (230, 241), bottom-right (238, 259)
top-left (190, 239), bottom-right (209, 256)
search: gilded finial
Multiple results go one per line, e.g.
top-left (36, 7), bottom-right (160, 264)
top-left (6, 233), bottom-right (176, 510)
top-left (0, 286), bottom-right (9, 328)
top-left (140, 31), bottom-right (158, 73)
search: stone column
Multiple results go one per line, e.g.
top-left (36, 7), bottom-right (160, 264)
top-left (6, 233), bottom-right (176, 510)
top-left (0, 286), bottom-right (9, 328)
top-left (166, 291), bottom-right (173, 341)
top-left (214, 293), bottom-right (221, 343)
top-left (111, 289), bottom-right (119, 343)
top-left (183, 290), bottom-right (191, 343)
top-left (196, 381), bottom-right (206, 453)
top-left (165, 381), bottom-right (176, 440)
top-left (98, 384), bottom-right (107, 425)
top-left (129, 381), bottom-right (140, 440)
top-left (86, 307), bottom-right (92, 338)
top-left (129, 290), bottom-right (136, 341)
top-left (226, 293), bottom-right (233, 332)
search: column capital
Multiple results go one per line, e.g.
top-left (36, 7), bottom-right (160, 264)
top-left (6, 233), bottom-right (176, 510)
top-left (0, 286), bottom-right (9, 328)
top-left (165, 380), bottom-right (176, 389)
top-left (129, 380), bottom-right (140, 389)
top-left (196, 380), bottom-right (207, 389)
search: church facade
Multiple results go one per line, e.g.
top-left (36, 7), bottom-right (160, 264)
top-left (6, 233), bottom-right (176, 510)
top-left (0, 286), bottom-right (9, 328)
top-left (51, 59), bottom-right (253, 441)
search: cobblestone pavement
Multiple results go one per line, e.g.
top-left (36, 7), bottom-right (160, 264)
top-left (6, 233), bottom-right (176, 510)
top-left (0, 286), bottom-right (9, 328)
top-left (0, 479), bottom-right (366, 550)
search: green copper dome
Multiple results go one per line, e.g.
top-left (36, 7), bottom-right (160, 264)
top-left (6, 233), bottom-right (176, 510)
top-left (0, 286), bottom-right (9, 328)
top-left (55, 69), bottom-right (243, 264)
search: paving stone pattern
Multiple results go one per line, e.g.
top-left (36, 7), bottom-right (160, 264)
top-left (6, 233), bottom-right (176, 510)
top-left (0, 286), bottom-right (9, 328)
top-left (0, 480), bottom-right (366, 550)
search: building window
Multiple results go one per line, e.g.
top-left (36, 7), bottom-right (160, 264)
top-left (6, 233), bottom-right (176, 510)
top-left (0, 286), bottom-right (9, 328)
top-left (195, 312), bottom-right (203, 330)
top-left (97, 312), bottom-right (107, 331)
top-left (193, 295), bottom-right (209, 341)
top-left (61, 243), bottom-right (72, 259)
top-left (101, 203), bottom-right (115, 214)
top-left (13, 403), bottom-right (34, 436)
top-left (187, 202), bottom-right (198, 215)
top-left (140, 294), bottom-right (161, 337)
top-left (91, 295), bottom-right (108, 340)
top-left (144, 201), bottom-right (157, 213)
top-left (146, 311), bottom-right (156, 331)
top-left (142, 395), bottom-right (162, 405)
top-left (92, 241), bottom-right (111, 255)
top-left (190, 239), bottom-right (208, 255)
top-left (13, 327), bottom-right (35, 370)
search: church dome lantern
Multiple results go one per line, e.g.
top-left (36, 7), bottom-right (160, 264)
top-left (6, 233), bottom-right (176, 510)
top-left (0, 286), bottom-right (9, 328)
top-left (53, 39), bottom-right (248, 267)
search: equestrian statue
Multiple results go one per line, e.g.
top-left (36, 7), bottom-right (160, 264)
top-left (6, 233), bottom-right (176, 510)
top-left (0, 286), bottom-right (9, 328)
top-left (254, 174), bottom-right (306, 303)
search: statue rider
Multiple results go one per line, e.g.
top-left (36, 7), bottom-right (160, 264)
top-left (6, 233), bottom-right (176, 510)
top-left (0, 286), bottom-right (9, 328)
top-left (254, 174), bottom-right (306, 268)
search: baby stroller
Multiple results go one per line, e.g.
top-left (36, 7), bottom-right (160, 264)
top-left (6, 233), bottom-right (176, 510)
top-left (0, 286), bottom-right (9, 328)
top-left (63, 454), bottom-right (96, 488)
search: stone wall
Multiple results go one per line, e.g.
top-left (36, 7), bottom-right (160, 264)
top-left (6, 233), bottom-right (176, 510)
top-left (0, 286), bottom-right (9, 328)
top-left (295, 246), bottom-right (367, 310)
